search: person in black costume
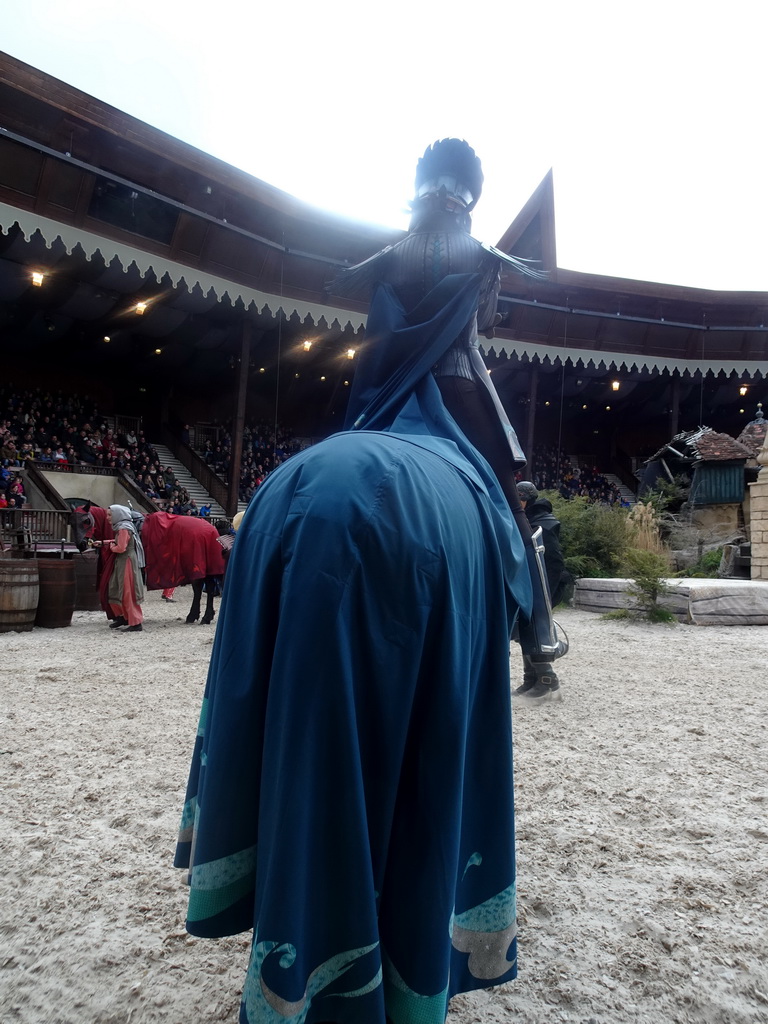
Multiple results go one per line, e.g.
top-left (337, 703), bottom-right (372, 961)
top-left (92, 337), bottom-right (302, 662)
top-left (514, 481), bottom-right (568, 703)
top-left (330, 139), bottom-right (567, 665)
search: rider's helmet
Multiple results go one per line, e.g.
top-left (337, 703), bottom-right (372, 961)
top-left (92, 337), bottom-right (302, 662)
top-left (411, 139), bottom-right (484, 230)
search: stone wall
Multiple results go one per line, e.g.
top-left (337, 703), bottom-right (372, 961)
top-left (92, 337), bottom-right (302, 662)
top-left (750, 433), bottom-right (768, 581)
top-left (574, 577), bottom-right (768, 625)
top-left (689, 503), bottom-right (741, 537)
top-left (748, 477), bottom-right (768, 580)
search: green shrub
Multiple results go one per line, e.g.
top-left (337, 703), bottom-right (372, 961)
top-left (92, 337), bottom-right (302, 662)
top-left (677, 547), bottom-right (724, 578)
top-left (642, 474), bottom-right (690, 514)
top-left (545, 492), bottom-right (633, 579)
top-left (618, 547), bottom-right (676, 624)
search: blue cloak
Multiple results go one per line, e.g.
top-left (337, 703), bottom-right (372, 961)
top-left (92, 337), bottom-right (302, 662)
top-left (175, 274), bottom-right (532, 1024)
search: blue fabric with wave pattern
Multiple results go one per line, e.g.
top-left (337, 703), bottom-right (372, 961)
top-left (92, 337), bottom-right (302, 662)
top-left (175, 274), bottom-right (530, 1023)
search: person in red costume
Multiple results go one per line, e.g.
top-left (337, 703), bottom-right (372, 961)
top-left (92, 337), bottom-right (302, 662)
top-left (96, 504), bottom-right (146, 632)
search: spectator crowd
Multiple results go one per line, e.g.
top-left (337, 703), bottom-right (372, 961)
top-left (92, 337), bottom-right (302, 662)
top-left (1, 386), bottom-right (204, 516)
top-left (2, 388), bottom-right (627, 515)
top-left (519, 444), bottom-right (627, 506)
top-left (197, 420), bottom-right (305, 504)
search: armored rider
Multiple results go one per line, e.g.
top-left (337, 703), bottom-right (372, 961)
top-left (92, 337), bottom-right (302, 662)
top-left (329, 138), bottom-right (567, 666)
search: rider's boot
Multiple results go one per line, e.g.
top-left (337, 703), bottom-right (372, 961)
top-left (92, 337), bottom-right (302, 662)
top-left (514, 664), bottom-right (562, 704)
top-left (512, 657), bottom-right (537, 697)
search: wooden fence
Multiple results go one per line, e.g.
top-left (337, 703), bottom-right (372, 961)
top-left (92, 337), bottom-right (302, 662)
top-left (1, 508), bottom-right (74, 552)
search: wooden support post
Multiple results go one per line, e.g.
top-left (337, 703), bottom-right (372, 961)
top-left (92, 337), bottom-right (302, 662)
top-left (669, 373), bottom-right (680, 437)
top-left (227, 320), bottom-right (251, 518)
top-left (524, 364), bottom-right (539, 474)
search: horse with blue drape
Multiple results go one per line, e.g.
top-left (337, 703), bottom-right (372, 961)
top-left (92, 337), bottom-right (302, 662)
top-left (174, 267), bottom-right (532, 1024)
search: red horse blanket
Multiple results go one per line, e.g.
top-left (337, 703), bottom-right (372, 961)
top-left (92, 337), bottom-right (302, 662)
top-left (141, 512), bottom-right (226, 590)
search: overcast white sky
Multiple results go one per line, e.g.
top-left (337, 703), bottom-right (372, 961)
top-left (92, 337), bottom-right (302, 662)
top-left (4, 0), bottom-right (766, 292)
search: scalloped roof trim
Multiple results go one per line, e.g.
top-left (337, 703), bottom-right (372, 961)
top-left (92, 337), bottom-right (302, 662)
top-left (489, 337), bottom-right (767, 379)
top-left (0, 204), bottom-right (366, 334)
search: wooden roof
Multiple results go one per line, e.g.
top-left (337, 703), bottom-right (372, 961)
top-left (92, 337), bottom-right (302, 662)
top-left (0, 50), bottom-right (765, 438)
top-left (650, 427), bottom-right (752, 463)
top-left (736, 408), bottom-right (767, 458)
top-left (491, 164), bottom-right (767, 376)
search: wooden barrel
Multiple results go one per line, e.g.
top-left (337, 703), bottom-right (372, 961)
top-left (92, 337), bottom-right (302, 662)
top-left (35, 558), bottom-right (76, 629)
top-left (74, 550), bottom-right (102, 611)
top-left (0, 559), bottom-right (40, 633)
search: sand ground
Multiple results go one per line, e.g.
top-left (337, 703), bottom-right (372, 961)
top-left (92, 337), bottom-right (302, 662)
top-left (1, 593), bottom-right (767, 1024)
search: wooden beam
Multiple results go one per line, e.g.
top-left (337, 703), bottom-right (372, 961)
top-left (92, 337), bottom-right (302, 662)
top-left (227, 320), bottom-right (252, 517)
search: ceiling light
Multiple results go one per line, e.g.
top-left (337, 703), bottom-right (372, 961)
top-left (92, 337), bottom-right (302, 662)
top-left (739, 385), bottom-right (748, 396)
top-left (155, 348), bottom-right (162, 354)
top-left (103, 335), bottom-right (111, 343)
top-left (135, 301), bottom-right (147, 315)
top-left (611, 380), bottom-right (620, 391)
top-left (347, 349), bottom-right (356, 360)
top-left (303, 341), bottom-right (312, 351)
top-left (31, 271), bottom-right (45, 286)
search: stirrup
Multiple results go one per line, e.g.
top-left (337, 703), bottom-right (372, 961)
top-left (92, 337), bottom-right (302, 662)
top-left (519, 619), bottom-right (569, 662)
top-left (520, 527), bottom-right (569, 662)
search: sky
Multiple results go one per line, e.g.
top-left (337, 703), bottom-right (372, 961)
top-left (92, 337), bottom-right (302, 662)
top-left (3, 0), bottom-right (766, 292)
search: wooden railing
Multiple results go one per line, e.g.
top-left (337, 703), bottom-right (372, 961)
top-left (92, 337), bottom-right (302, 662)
top-left (612, 450), bottom-right (640, 494)
top-left (23, 462), bottom-right (70, 510)
top-left (159, 426), bottom-right (229, 512)
top-left (32, 463), bottom-right (157, 514)
top-left (194, 423), bottom-right (223, 451)
top-left (32, 461), bottom-right (123, 476)
top-left (1, 508), bottom-right (74, 549)
top-left (114, 413), bottom-right (142, 439)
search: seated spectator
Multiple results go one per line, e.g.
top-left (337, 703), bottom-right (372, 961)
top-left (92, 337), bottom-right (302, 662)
top-left (8, 475), bottom-right (26, 507)
top-left (1, 439), bottom-right (19, 464)
top-left (140, 473), bottom-right (160, 500)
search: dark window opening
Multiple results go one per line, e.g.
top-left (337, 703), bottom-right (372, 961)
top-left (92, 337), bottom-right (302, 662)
top-left (88, 177), bottom-right (177, 245)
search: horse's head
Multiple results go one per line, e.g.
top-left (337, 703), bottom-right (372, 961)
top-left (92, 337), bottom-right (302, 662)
top-left (71, 502), bottom-right (96, 551)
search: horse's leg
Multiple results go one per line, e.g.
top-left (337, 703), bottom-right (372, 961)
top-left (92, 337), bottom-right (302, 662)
top-left (200, 577), bottom-right (216, 625)
top-left (186, 581), bottom-right (202, 623)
